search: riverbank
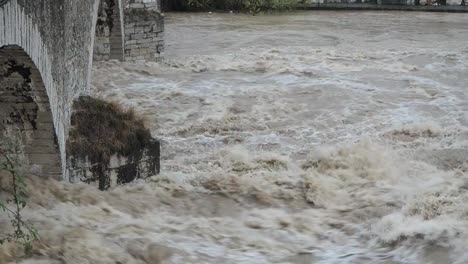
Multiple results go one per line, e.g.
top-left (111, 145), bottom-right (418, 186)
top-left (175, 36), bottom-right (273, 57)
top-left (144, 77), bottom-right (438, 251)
top-left (160, 0), bottom-right (468, 13)
top-left (301, 3), bottom-right (468, 12)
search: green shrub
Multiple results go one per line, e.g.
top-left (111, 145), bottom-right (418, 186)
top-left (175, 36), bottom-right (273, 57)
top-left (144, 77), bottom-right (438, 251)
top-left (265, 0), bottom-right (298, 10)
top-left (214, 0), bottom-right (245, 9)
top-left (175, 0), bottom-right (298, 12)
top-left (0, 136), bottom-right (39, 255)
top-left (244, 0), bottom-right (263, 14)
top-left (186, 0), bottom-right (215, 9)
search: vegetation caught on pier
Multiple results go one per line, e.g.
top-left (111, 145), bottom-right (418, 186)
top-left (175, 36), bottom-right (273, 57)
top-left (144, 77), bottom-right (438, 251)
top-left (67, 96), bottom-right (152, 190)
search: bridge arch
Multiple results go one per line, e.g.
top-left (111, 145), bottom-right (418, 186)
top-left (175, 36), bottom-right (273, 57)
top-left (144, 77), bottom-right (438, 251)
top-left (0, 45), bottom-right (62, 178)
top-left (0, 0), bottom-right (65, 178)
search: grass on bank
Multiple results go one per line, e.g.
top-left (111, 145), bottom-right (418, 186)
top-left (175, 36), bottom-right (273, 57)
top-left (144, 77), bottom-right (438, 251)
top-left (162, 0), bottom-right (302, 14)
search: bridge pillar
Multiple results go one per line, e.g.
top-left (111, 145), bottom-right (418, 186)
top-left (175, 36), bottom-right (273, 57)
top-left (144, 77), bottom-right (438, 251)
top-left (124, 1), bottom-right (164, 62)
top-left (94, 0), bottom-right (164, 62)
top-left (94, 0), bottom-right (125, 61)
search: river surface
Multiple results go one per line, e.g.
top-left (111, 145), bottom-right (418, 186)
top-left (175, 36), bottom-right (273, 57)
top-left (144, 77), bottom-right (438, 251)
top-left (2, 11), bottom-right (468, 264)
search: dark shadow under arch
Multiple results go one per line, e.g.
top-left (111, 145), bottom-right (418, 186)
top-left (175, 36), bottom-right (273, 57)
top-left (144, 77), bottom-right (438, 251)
top-left (94, 0), bottom-right (124, 61)
top-left (0, 45), bottom-right (62, 178)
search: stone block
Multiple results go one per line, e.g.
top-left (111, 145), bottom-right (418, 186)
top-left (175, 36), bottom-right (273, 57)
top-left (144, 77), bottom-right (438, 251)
top-left (132, 33), bottom-right (146, 40)
top-left (25, 145), bottom-right (60, 155)
top-left (31, 129), bottom-right (55, 140)
top-left (28, 153), bottom-right (61, 166)
top-left (138, 38), bottom-right (154, 44)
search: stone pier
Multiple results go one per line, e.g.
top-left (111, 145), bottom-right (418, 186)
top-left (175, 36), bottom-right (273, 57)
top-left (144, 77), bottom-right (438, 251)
top-left (94, 0), bottom-right (164, 62)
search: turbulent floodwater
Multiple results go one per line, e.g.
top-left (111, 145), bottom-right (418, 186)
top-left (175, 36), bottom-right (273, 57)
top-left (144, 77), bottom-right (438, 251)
top-left (2, 11), bottom-right (468, 264)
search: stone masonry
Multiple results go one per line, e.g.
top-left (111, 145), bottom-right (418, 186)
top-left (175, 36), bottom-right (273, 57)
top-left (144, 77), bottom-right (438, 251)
top-left (94, 0), bottom-right (164, 62)
top-left (124, 1), bottom-right (164, 62)
top-left (68, 140), bottom-right (160, 190)
top-left (0, 46), bottom-right (61, 178)
top-left (94, 0), bottom-right (125, 61)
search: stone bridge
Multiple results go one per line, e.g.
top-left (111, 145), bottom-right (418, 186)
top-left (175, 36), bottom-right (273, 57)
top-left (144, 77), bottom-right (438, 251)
top-left (0, 0), bottom-right (163, 182)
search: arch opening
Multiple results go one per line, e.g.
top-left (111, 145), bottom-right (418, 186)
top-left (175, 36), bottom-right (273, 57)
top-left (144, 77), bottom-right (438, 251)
top-left (94, 0), bottom-right (125, 61)
top-left (0, 45), bottom-right (62, 178)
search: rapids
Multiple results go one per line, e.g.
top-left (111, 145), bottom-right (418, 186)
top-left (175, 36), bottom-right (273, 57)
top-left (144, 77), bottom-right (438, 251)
top-left (2, 11), bottom-right (468, 264)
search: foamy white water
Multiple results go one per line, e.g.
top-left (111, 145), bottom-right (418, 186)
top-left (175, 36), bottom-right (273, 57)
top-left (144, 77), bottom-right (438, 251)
top-left (2, 11), bottom-right (468, 264)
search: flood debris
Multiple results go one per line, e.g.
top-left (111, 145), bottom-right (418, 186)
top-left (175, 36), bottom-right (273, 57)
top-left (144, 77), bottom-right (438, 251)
top-left (67, 96), bottom-right (160, 190)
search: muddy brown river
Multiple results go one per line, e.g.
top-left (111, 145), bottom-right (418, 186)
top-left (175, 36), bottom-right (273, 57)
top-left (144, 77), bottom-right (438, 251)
top-left (2, 11), bottom-right (468, 264)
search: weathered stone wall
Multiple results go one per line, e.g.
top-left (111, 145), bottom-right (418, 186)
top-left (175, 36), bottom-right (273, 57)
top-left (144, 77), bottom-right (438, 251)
top-left (68, 140), bottom-right (160, 189)
top-left (94, 0), bottom-right (125, 61)
top-left (124, 2), bottom-right (164, 63)
top-left (94, 0), bottom-right (164, 62)
top-left (0, 0), bottom-right (99, 180)
top-left (0, 46), bottom-right (61, 178)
